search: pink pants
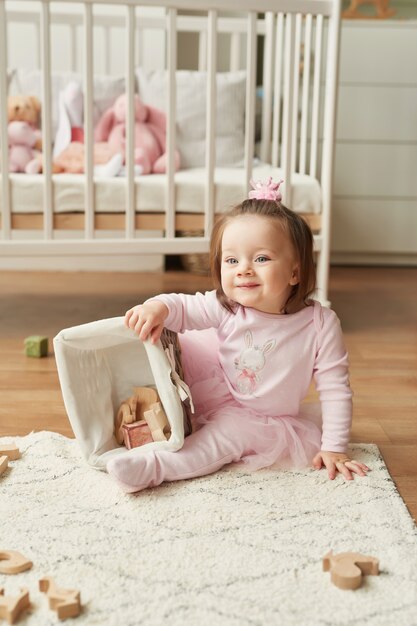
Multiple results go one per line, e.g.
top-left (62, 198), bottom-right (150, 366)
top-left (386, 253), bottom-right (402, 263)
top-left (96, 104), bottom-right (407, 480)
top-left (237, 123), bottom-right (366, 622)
top-left (106, 414), bottom-right (255, 493)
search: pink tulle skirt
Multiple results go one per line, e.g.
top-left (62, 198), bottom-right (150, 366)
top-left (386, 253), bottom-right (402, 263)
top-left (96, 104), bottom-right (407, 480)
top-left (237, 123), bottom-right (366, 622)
top-left (179, 328), bottom-right (322, 471)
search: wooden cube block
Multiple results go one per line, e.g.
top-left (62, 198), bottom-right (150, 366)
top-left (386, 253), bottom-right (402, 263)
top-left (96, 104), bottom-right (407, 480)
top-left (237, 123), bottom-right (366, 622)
top-left (24, 336), bottom-right (48, 358)
top-left (122, 420), bottom-right (154, 450)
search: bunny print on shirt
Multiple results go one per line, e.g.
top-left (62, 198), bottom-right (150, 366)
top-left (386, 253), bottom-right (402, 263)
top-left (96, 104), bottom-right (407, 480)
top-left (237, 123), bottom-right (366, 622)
top-left (234, 330), bottom-right (276, 395)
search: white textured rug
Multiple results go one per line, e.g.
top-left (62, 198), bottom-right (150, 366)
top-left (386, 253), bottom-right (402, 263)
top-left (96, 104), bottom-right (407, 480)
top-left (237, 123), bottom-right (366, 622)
top-left (1, 432), bottom-right (416, 626)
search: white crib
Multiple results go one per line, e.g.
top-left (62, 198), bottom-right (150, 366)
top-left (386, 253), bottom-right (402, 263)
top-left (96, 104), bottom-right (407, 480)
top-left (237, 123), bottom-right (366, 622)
top-left (0, 0), bottom-right (341, 304)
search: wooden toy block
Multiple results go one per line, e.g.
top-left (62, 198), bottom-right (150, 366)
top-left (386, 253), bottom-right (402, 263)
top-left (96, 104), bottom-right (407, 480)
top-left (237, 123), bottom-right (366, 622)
top-left (0, 456), bottom-right (8, 476)
top-left (132, 386), bottom-right (159, 418)
top-left (115, 386), bottom-right (159, 445)
top-left (0, 588), bottom-right (30, 624)
top-left (0, 551), bottom-right (33, 575)
top-left (0, 444), bottom-right (21, 461)
top-left (39, 577), bottom-right (81, 620)
top-left (115, 396), bottom-right (138, 444)
top-left (323, 550), bottom-right (379, 590)
top-left (144, 402), bottom-right (171, 442)
top-left (123, 420), bottom-right (153, 449)
top-left (24, 335), bottom-right (48, 358)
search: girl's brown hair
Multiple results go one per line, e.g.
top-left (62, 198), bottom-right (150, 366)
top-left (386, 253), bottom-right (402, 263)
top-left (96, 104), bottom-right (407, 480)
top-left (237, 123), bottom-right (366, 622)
top-left (209, 198), bottom-right (316, 314)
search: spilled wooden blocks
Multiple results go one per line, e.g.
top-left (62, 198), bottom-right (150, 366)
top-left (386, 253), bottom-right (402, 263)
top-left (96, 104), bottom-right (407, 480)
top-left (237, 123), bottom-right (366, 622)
top-left (0, 456), bottom-right (8, 477)
top-left (0, 550), bottom-right (81, 622)
top-left (39, 577), bottom-right (81, 620)
top-left (0, 444), bottom-right (21, 462)
top-left (0, 588), bottom-right (30, 625)
top-left (323, 550), bottom-right (380, 590)
top-left (24, 336), bottom-right (48, 358)
top-left (0, 551), bottom-right (33, 575)
top-left (0, 444), bottom-right (21, 478)
top-left (0, 551), bottom-right (33, 624)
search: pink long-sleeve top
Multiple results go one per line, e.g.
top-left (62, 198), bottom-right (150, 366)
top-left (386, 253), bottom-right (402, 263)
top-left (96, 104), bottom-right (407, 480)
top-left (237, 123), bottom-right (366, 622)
top-left (152, 290), bottom-right (352, 452)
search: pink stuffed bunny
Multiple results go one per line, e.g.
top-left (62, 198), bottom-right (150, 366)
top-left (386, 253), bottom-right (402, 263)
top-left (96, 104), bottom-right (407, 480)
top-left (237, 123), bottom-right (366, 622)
top-left (94, 94), bottom-right (180, 174)
top-left (7, 121), bottom-right (42, 174)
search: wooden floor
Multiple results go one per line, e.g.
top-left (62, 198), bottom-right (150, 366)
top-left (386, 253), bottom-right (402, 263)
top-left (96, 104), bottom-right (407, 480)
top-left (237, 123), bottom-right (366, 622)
top-left (1, 266), bottom-right (416, 521)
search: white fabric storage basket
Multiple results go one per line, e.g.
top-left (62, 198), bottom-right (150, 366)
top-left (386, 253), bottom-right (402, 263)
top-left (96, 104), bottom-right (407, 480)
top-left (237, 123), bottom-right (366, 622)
top-left (54, 317), bottom-right (191, 471)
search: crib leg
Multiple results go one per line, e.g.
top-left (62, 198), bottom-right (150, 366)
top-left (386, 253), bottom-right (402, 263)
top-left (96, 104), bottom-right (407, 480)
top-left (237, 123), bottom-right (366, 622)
top-left (316, 245), bottom-right (330, 308)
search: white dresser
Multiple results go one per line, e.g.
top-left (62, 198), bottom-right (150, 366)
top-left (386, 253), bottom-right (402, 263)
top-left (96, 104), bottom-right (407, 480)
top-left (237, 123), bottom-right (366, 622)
top-left (331, 19), bottom-right (417, 265)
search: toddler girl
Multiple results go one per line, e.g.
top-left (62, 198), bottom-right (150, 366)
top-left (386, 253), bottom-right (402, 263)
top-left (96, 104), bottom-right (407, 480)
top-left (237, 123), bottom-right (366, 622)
top-left (107, 178), bottom-right (369, 493)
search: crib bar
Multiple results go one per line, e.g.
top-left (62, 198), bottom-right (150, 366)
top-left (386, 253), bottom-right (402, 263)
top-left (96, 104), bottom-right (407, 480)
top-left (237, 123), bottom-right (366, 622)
top-left (271, 12), bottom-right (284, 169)
top-left (230, 32), bottom-right (241, 72)
top-left (290, 13), bottom-right (302, 174)
top-left (165, 8), bottom-right (177, 240)
top-left (204, 10), bottom-right (217, 238)
top-left (299, 13), bottom-right (312, 175)
top-left (318, 1), bottom-right (341, 304)
top-left (244, 12), bottom-right (257, 192)
top-left (125, 4), bottom-right (136, 239)
top-left (83, 2), bottom-right (94, 239)
top-left (71, 24), bottom-right (78, 72)
top-left (40, 1), bottom-right (53, 239)
top-left (104, 26), bottom-right (112, 74)
top-left (0, 0), bottom-right (11, 239)
top-left (280, 13), bottom-right (295, 206)
top-left (198, 30), bottom-right (207, 71)
top-left (260, 12), bottom-right (275, 164)
top-left (309, 14), bottom-right (323, 180)
top-left (35, 21), bottom-right (41, 68)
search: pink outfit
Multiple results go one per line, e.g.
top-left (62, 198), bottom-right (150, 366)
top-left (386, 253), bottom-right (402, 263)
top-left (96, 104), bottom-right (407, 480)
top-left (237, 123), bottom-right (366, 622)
top-left (107, 292), bottom-right (352, 493)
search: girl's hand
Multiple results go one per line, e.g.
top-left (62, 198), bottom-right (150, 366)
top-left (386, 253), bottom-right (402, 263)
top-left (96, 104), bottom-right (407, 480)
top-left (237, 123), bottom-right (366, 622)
top-left (312, 450), bottom-right (370, 481)
top-left (124, 301), bottom-right (169, 344)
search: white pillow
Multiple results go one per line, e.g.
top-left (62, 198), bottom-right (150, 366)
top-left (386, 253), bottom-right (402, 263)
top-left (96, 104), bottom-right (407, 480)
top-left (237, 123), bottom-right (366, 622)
top-left (136, 68), bottom-right (246, 169)
top-left (8, 68), bottom-right (125, 135)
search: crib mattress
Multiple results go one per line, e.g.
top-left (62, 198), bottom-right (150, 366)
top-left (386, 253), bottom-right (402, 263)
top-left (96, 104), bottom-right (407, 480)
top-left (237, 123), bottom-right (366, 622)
top-left (4, 165), bottom-right (321, 216)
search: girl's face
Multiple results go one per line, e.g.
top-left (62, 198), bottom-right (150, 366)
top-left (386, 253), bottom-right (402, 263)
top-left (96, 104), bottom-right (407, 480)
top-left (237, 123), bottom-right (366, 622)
top-left (220, 215), bottom-right (300, 314)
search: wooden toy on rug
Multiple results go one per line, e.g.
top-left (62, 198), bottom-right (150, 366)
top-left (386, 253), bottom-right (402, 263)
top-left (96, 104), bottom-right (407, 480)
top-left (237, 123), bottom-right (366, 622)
top-left (122, 401), bottom-right (171, 449)
top-left (24, 336), bottom-right (48, 358)
top-left (0, 551), bottom-right (33, 575)
top-left (39, 577), bottom-right (81, 620)
top-left (0, 456), bottom-right (8, 476)
top-left (0, 444), bottom-right (21, 461)
top-left (144, 402), bottom-right (171, 442)
top-left (115, 386), bottom-right (159, 445)
top-left (343, 0), bottom-right (395, 19)
top-left (323, 550), bottom-right (380, 590)
top-left (0, 588), bottom-right (31, 624)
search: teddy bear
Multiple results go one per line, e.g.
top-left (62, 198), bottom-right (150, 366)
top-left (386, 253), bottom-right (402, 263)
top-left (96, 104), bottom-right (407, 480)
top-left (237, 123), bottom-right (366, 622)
top-left (8, 95), bottom-right (42, 151)
top-left (94, 93), bottom-right (180, 174)
top-left (7, 121), bottom-right (42, 174)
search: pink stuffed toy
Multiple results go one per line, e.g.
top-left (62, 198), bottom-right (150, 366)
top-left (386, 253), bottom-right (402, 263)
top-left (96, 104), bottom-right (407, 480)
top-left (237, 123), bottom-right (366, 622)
top-left (7, 121), bottom-right (42, 174)
top-left (94, 94), bottom-right (180, 174)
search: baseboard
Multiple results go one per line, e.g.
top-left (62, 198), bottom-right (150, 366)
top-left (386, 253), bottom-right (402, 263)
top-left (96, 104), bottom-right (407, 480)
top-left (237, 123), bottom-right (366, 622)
top-left (331, 252), bottom-right (417, 267)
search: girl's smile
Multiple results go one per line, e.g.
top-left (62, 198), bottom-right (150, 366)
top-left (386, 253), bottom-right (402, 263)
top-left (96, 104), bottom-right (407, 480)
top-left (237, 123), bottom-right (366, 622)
top-left (237, 283), bottom-right (260, 288)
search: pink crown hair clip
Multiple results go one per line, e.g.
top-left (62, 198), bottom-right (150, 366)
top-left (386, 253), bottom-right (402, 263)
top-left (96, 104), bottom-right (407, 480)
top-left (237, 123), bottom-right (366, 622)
top-left (248, 177), bottom-right (283, 201)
